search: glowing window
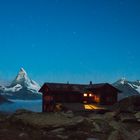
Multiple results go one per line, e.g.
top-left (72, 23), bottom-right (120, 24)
top-left (95, 96), bottom-right (100, 103)
top-left (83, 93), bottom-right (87, 97)
top-left (89, 93), bottom-right (92, 97)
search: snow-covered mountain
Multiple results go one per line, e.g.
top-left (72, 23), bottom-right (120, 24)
top-left (0, 68), bottom-right (41, 100)
top-left (10, 68), bottom-right (40, 92)
top-left (113, 78), bottom-right (140, 100)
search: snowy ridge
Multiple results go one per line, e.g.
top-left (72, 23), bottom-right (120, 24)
top-left (11, 68), bottom-right (41, 93)
top-left (0, 68), bottom-right (41, 100)
top-left (113, 78), bottom-right (140, 100)
top-left (120, 77), bottom-right (126, 85)
top-left (114, 78), bottom-right (140, 93)
top-left (4, 84), bottom-right (22, 92)
top-left (131, 84), bottom-right (140, 93)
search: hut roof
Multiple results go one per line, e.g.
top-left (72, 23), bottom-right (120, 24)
top-left (39, 82), bottom-right (121, 93)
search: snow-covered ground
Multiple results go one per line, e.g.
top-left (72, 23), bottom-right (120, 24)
top-left (0, 100), bottom-right (42, 113)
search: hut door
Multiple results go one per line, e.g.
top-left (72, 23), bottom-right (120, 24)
top-left (44, 95), bottom-right (54, 111)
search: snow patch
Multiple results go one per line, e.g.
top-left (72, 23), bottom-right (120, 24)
top-left (128, 83), bottom-right (134, 88)
top-left (132, 84), bottom-right (140, 93)
top-left (120, 77), bottom-right (126, 84)
top-left (4, 84), bottom-right (22, 92)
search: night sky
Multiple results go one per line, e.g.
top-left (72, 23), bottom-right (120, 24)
top-left (0, 0), bottom-right (140, 84)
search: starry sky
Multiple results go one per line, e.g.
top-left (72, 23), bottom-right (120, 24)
top-left (0, 0), bottom-right (140, 84)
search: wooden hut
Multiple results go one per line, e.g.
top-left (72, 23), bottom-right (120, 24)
top-left (39, 82), bottom-right (120, 112)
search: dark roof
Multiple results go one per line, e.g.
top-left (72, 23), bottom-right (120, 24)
top-left (87, 83), bottom-right (121, 92)
top-left (39, 83), bottom-right (87, 93)
top-left (39, 82), bottom-right (121, 93)
top-left (88, 83), bottom-right (108, 88)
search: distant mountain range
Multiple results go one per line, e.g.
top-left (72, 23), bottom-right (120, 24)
top-left (113, 78), bottom-right (140, 100)
top-left (0, 68), bottom-right (41, 100)
top-left (0, 69), bottom-right (140, 102)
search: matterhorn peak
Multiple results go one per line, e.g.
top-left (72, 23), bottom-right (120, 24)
top-left (19, 68), bottom-right (27, 74)
top-left (10, 68), bottom-right (40, 91)
top-left (1, 68), bottom-right (41, 100)
top-left (19, 67), bottom-right (27, 77)
top-left (10, 68), bottom-right (29, 87)
top-left (20, 67), bottom-right (27, 74)
top-left (15, 68), bottom-right (28, 83)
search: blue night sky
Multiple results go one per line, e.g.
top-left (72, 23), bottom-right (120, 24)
top-left (0, 0), bottom-right (140, 84)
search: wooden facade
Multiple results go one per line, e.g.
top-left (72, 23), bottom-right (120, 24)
top-left (85, 83), bottom-right (119, 105)
top-left (39, 82), bottom-right (120, 112)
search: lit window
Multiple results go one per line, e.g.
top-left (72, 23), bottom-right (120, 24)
top-left (95, 96), bottom-right (100, 103)
top-left (89, 93), bottom-right (92, 97)
top-left (83, 93), bottom-right (87, 97)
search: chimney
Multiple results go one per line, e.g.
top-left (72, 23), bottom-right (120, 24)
top-left (90, 81), bottom-right (92, 85)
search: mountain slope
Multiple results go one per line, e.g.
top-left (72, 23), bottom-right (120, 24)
top-left (0, 68), bottom-right (41, 100)
top-left (10, 68), bottom-right (40, 92)
top-left (113, 78), bottom-right (140, 100)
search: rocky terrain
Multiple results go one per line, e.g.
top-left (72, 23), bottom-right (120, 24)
top-left (0, 95), bottom-right (140, 140)
top-left (0, 110), bottom-right (140, 140)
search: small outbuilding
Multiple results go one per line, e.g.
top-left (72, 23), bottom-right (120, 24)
top-left (39, 82), bottom-right (121, 112)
